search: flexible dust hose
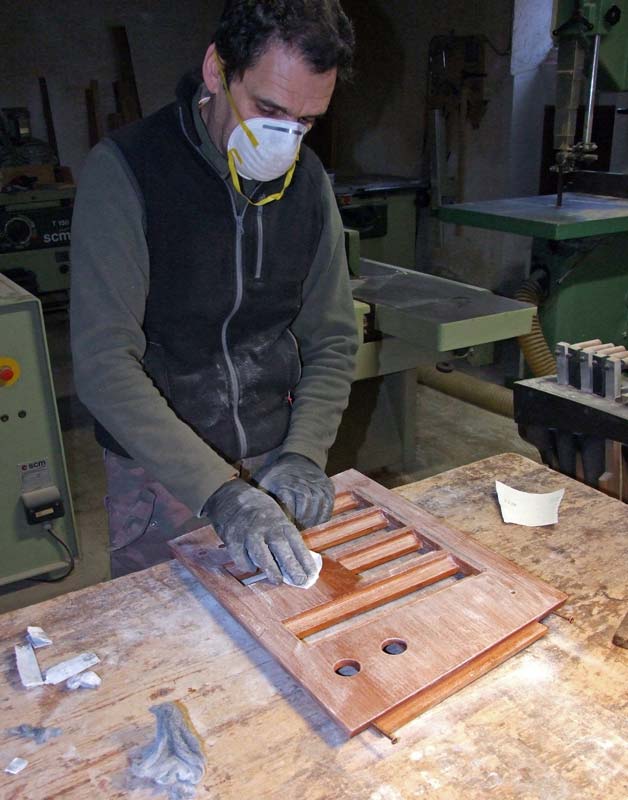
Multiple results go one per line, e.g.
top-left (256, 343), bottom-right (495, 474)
top-left (514, 279), bottom-right (557, 377)
top-left (416, 365), bottom-right (514, 418)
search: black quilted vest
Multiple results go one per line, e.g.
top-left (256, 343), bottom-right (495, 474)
top-left (94, 73), bottom-right (324, 462)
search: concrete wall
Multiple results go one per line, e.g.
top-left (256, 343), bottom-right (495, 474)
top-left (331, 0), bottom-right (422, 177)
top-left (1, 0), bottom-right (221, 179)
top-left (334, 0), bottom-right (517, 191)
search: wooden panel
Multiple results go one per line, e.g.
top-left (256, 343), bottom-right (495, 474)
top-left (373, 621), bottom-right (548, 740)
top-left (171, 469), bottom-right (566, 737)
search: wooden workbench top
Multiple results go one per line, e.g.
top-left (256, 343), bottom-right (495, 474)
top-left (1, 454), bottom-right (626, 799)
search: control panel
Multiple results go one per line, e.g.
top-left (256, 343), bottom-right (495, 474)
top-left (0, 274), bottom-right (79, 584)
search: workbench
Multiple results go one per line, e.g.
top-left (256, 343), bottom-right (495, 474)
top-left (1, 454), bottom-right (626, 799)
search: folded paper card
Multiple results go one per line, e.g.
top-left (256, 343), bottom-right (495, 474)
top-left (495, 481), bottom-right (565, 527)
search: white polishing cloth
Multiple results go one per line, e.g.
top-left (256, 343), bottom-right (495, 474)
top-left (284, 550), bottom-right (323, 589)
top-left (242, 550), bottom-right (323, 588)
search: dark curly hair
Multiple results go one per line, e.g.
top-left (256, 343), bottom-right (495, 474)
top-left (214, 0), bottom-right (355, 84)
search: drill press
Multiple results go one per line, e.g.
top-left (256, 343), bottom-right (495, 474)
top-left (552, 1), bottom-right (628, 204)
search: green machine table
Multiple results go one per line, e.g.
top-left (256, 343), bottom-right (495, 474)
top-left (435, 174), bottom-right (628, 352)
top-left (436, 191), bottom-right (628, 240)
top-left (328, 258), bottom-right (535, 474)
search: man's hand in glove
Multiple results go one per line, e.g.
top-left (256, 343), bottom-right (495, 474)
top-left (254, 453), bottom-right (335, 529)
top-left (203, 478), bottom-right (317, 585)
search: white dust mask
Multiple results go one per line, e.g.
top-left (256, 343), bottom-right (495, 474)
top-left (214, 50), bottom-right (307, 205)
top-left (227, 117), bottom-right (306, 182)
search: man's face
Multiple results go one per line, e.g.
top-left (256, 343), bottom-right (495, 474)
top-left (202, 41), bottom-right (337, 155)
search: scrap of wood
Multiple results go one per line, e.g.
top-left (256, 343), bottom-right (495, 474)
top-left (14, 644), bottom-right (43, 688)
top-left (38, 77), bottom-right (59, 162)
top-left (111, 26), bottom-right (142, 123)
top-left (85, 80), bottom-right (103, 147)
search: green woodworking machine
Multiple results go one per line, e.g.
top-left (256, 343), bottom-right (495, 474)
top-left (436, 0), bottom-right (628, 353)
top-left (434, 0), bottom-right (628, 495)
top-left (0, 185), bottom-right (74, 308)
top-left (0, 274), bottom-right (79, 585)
top-left (329, 235), bottom-right (535, 475)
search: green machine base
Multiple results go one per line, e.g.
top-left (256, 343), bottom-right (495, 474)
top-left (535, 233), bottom-right (628, 351)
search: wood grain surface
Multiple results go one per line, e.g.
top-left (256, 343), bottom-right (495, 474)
top-left (0, 454), bottom-right (626, 800)
top-left (171, 470), bottom-right (566, 736)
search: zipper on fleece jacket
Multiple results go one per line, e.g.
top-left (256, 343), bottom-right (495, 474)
top-left (221, 204), bottom-right (249, 459)
top-left (254, 205), bottom-right (264, 280)
top-left (178, 105), bottom-right (249, 458)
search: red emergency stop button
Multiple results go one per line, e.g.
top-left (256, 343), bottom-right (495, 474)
top-left (0, 358), bottom-right (19, 385)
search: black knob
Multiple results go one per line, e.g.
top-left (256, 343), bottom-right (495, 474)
top-left (4, 216), bottom-right (33, 246)
top-left (605, 5), bottom-right (621, 25)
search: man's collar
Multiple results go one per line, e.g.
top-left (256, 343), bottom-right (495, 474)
top-left (191, 83), bottom-right (230, 180)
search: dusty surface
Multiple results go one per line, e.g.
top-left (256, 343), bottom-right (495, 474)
top-left (0, 454), bottom-right (626, 799)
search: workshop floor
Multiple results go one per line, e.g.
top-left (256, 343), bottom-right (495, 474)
top-left (0, 313), bottom-right (539, 614)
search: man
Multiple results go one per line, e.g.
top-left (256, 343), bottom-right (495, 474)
top-left (70, 0), bottom-right (358, 584)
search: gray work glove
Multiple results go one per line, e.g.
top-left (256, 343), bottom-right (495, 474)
top-left (254, 453), bottom-right (335, 529)
top-left (203, 478), bottom-right (317, 586)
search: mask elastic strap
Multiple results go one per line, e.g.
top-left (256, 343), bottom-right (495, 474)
top-left (216, 48), bottom-right (299, 206)
top-left (227, 150), bottom-right (298, 206)
top-left (214, 50), bottom-right (258, 148)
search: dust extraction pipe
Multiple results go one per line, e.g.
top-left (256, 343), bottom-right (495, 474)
top-left (514, 278), bottom-right (557, 377)
top-left (416, 276), bottom-right (557, 415)
top-left (416, 365), bottom-right (514, 418)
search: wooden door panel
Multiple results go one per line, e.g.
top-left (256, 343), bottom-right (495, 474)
top-left (171, 470), bottom-right (566, 737)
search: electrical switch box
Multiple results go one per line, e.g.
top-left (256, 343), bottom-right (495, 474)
top-left (0, 274), bottom-right (79, 584)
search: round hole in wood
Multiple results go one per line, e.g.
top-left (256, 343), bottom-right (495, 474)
top-left (382, 638), bottom-right (408, 655)
top-left (334, 659), bottom-right (361, 677)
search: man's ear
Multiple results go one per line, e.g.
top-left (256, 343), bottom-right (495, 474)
top-left (202, 43), bottom-right (221, 94)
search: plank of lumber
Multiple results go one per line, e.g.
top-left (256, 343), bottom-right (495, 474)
top-left (38, 77), bottom-right (59, 162)
top-left (111, 25), bottom-right (142, 121)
